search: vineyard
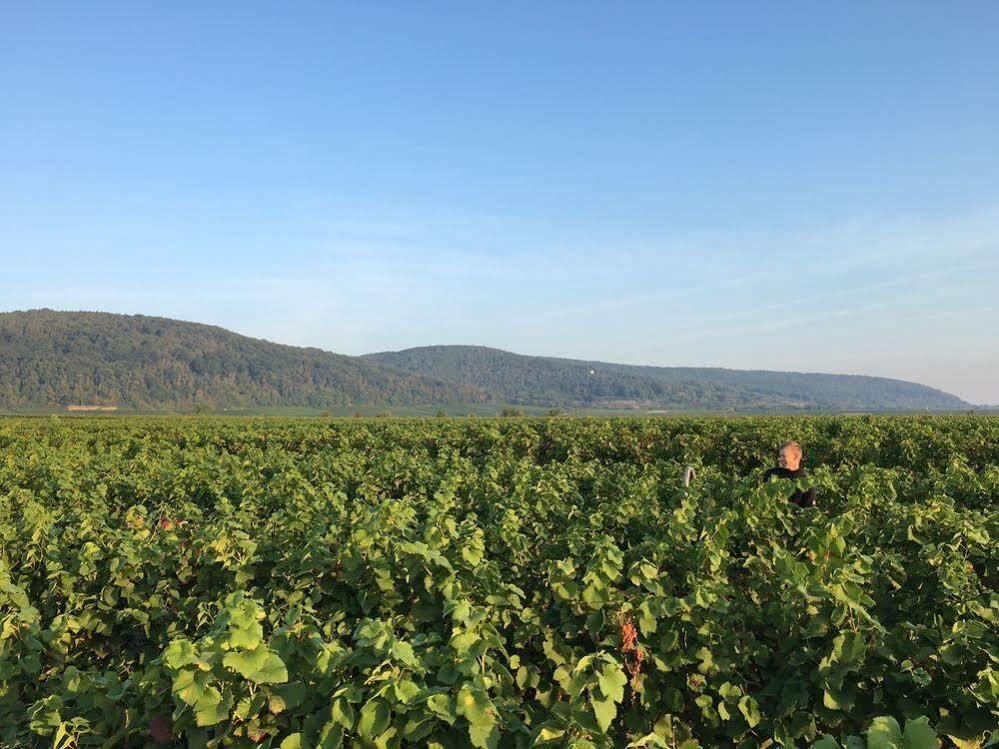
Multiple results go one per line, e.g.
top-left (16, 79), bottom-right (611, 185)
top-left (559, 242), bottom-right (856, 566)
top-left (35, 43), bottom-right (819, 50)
top-left (0, 416), bottom-right (996, 748)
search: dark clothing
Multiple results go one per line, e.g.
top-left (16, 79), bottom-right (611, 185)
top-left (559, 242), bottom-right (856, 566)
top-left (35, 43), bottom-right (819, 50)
top-left (764, 466), bottom-right (804, 481)
top-left (764, 466), bottom-right (817, 508)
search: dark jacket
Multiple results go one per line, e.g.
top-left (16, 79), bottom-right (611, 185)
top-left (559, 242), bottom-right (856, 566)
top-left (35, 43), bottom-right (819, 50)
top-left (764, 466), bottom-right (817, 508)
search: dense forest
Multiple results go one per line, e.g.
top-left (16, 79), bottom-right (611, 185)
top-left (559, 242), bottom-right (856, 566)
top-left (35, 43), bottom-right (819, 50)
top-left (0, 311), bottom-right (484, 410)
top-left (0, 311), bottom-right (970, 412)
top-left (364, 345), bottom-right (969, 411)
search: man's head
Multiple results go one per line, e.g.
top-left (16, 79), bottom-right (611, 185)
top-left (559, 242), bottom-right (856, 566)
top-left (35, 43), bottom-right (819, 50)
top-left (778, 441), bottom-right (803, 471)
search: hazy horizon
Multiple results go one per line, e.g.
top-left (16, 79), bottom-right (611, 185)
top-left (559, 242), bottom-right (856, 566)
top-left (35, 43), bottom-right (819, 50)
top-left (3, 4), bottom-right (998, 402)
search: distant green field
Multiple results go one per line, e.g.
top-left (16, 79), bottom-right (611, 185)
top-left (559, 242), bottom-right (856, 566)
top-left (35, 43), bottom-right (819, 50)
top-left (2, 401), bottom-right (985, 420)
top-left (2, 403), bottom-right (571, 418)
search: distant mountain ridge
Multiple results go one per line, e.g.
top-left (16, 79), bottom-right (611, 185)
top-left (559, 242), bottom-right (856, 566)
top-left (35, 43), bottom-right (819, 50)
top-left (363, 345), bottom-right (969, 412)
top-left (0, 310), bottom-right (969, 412)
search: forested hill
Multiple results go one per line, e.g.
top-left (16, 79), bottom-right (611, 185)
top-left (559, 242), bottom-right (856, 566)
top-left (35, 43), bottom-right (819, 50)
top-left (0, 311), bottom-right (969, 412)
top-left (363, 345), bottom-right (969, 411)
top-left (0, 311), bottom-right (485, 411)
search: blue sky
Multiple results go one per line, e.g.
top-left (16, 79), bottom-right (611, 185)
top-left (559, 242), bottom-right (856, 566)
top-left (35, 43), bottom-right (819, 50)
top-left (2, 2), bottom-right (998, 402)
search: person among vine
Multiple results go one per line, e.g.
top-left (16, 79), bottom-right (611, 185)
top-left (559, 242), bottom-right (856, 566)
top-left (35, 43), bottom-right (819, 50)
top-left (764, 440), bottom-right (817, 508)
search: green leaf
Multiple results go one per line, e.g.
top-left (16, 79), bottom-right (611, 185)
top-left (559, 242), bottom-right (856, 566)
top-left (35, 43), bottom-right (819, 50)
top-left (358, 698), bottom-right (390, 741)
top-left (268, 693), bottom-right (288, 715)
top-left (280, 734), bottom-right (302, 749)
top-left (536, 727), bottom-right (567, 743)
top-left (193, 686), bottom-right (231, 726)
top-left (227, 600), bottom-right (265, 649)
top-left (403, 719), bottom-right (433, 744)
top-left (468, 719), bottom-right (499, 749)
top-left (582, 582), bottom-right (610, 609)
top-left (275, 681), bottom-right (307, 712)
top-left (163, 639), bottom-right (199, 670)
top-left (590, 691), bottom-right (617, 733)
top-left (738, 695), bottom-right (761, 728)
top-left (391, 640), bottom-right (419, 667)
top-left (833, 631), bottom-right (866, 666)
top-left (868, 716), bottom-right (903, 749)
top-left (597, 662), bottom-right (627, 704)
top-left (427, 694), bottom-right (457, 725)
top-left (902, 717), bottom-right (940, 749)
top-left (696, 646), bottom-right (714, 674)
top-left (222, 645), bottom-right (288, 684)
top-left (229, 621), bottom-right (263, 649)
top-left (717, 682), bottom-right (742, 700)
top-left (28, 695), bottom-right (63, 733)
top-left (824, 688), bottom-right (851, 710)
top-left (331, 696), bottom-right (356, 729)
top-left (945, 737), bottom-right (983, 749)
top-left (317, 722), bottom-right (344, 749)
top-left (394, 679), bottom-right (421, 704)
top-left (172, 669), bottom-right (211, 707)
top-left (457, 685), bottom-right (498, 749)
top-left (451, 629), bottom-right (480, 656)
top-left (812, 737), bottom-right (841, 749)
top-left (234, 691), bottom-right (266, 720)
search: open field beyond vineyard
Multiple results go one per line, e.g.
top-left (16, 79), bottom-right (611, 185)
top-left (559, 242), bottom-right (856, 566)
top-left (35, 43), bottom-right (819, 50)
top-left (0, 416), bottom-right (996, 748)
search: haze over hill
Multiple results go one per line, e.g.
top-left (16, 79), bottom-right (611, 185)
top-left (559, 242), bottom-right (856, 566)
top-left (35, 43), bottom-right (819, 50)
top-left (0, 310), bottom-right (971, 413)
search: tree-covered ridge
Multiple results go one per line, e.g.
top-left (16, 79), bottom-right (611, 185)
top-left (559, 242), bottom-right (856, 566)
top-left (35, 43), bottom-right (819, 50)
top-left (364, 346), bottom-right (968, 411)
top-left (0, 310), bottom-right (486, 410)
top-left (0, 311), bottom-right (969, 412)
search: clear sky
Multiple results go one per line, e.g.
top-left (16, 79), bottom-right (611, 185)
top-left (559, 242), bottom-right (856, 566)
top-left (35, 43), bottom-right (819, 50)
top-left (2, 3), bottom-right (998, 403)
